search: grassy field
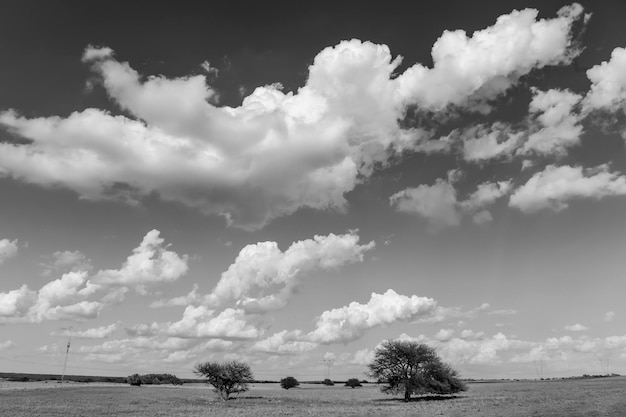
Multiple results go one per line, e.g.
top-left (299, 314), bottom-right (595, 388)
top-left (1, 377), bottom-right (625, 416)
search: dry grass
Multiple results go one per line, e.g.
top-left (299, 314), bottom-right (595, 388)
top-left (1, 377), bottom-right (625, 416)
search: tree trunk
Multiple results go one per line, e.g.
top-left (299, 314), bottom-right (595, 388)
top-left (404, 388), bottom-right (411, 402)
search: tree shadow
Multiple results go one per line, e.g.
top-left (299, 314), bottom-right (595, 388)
top-left (374, 394), bottom-right (463, 403)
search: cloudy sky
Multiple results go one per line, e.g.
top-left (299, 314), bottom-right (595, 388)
top-left (1, 0), bottom-right (626, 381)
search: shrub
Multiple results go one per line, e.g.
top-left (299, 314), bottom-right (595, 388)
top-left (344, 378), bottom-right (362, 388)
top-left (280, 376), bottom-right (300, 389)
top-left (322, 378), bottom-right (335, 386)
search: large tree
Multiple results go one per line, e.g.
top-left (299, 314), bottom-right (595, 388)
top-left (368, 340), bottom-right (466, 402)
top-left (194, 361), bottom-right (254, 400)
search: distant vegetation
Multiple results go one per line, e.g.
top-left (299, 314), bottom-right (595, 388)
top-left (344, 378), bottom-right (362, 388)
top-left (0, 372), bottom-right (126, 383)
top-left (126, 373), bottom-right (183, 386)
top-left (280, 376), bottom-right (300, 389)
top-left (322, 378), bottom-right (334, 386)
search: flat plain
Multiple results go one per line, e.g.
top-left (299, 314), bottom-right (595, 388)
top-left (1, 377), bottom-right (625, 416)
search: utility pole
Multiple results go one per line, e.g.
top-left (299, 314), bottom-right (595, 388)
top-left (61, 338), bottom-right (71, 384)
top-left (533, 360), bottom-right (543, 379)
top-left (322, 359), bottom-right (333, 380)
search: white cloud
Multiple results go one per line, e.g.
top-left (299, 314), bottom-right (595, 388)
top-left (252, 330), bottom-right (317, 354)
top-left (435, 328), bottom-right (455, 342)
top-left (166, 306), bottom-right (261, 339)
top-left (395, 4), bottom-right (585, 110)
top-left (461, 181), bottom-right (512, 212)
top-left (81, 45), bottom-right (113, 62)
top-left (308, 289), bottom-right (437, 343)
top-left (0, 238), bottom-right (18, 264)
top-left (390, 179), bottom-right (460, 229)
top-left (206, 232), bottom-right (374, 311)
top-left (458, 123), bottom-right (523, 162)
top-left (40, 250), bottom-right (92, 275)
top-left (584, 47), bottom-right (626, 111)
top-left (351, 348), bottom-right (375, 366)
top-left (0, 5), bottom-right (587, 230)
top-left (52, 323), bottom-right (119, 339)
top-left (460, 329), bottom-right (485, 340)
top-left (0, 230), bottom-right (186, 323)
top-left (393, 179), bottom-right (512, 228)
top-left (521, 89), bottom-right (583, 156)
top-left (92, 229), bottom-right (188, 287)
top-left (125, 322), bottom-right (161, 337)
top-left (0, 285), bottom-right (37, 318)
top-left (509, 164), bottom-right (626, 213)
top-left (604, 311), bottom-right (615, 322)
top-left (564, 323), bottom-right (588, 332)
top-left (150, 284), bottom-right (201, 308)
top-left (439, 332), bottom-right (530, 364)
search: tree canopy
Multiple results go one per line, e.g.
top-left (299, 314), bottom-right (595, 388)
top-left (194, 361), bottom-right (254, 400)
top-left (368, 340), bottom-right (466, 401)
top-left (280, 376), bottom-right (300, 389)
top-left (344, 378), bottom-right (362, 388)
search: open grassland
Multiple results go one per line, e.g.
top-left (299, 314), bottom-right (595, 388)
top-left (1, 377), bottom-right (625, 416)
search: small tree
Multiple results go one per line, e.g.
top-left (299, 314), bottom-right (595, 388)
top-left (280, 376), bottom-right (300, 389)
top-left (194, 361), bottom-right (254, 400)
top-left (322, 378), bottom-right (335, 386)
top-left (368, 340), bottom-right (466, 402)
top-left (127, 373), bottom-right (142, 386)
top-left (344, 378), bottom-right (362, 388)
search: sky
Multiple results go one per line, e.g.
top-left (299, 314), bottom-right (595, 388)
top-left (1, 0), bottom-right (626, 381)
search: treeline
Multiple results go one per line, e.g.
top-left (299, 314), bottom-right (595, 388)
top-left (0, 372), bottom-right (126, 383)
top-left (127, 373), bottom-right (183, 386)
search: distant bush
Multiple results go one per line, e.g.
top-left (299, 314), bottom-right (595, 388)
top-left (344, 378), bottom-right (362, 388)
top-left (280, 376), bottom-right (300, 390)
top-left (127, 374), bottom-right (142, 386)
top-left (8, 376), bottom-right (29, 382)
top-left (127, 373), bottom-right (182, 386)
top-left (322, 378), bottom-right (334, 386)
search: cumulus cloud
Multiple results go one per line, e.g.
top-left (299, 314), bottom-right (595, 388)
top-left (0, 238), bottom-right (18, 264)
top-left (564, 323), bottom-right (588, 332)
top-left (40, 250), bottom-right (92, 276)
top-left (252, 330), bottom-right (317, 354)
top-left (584, 47), bottom-right (626, 112)
top-left (205, 232), bottom-right (374, 311)
top-left (438, 332), bottom-right (530, 364)
top-left (392, 178), bottom-right (512, 228)
top-left (461, 181), bottom-right (512, 212)
top-left (395, 4), bottom-right (585, 110)
top-left (521, 89), bottom-right (583, 155)
top-left (0, 230), bottom-right (186, 323)
top-left (166, 306), bottom-right (261, 339)
top-left (308, 289), bottom-right (437, 343)
top-left (509, 164), bottom-right (626, 213)
top-left (390, 179), bottom-right (460, 229)
top-left (0, 5), bottom-right (586, 230)
top-left (92, 229), bottom-right (188, 287)
top-left (435, 328), bottom-right (455, 342)
top-left (0, 285), bottom-right (37, 318)
top-left (457, 123), bottom-right (523, 162)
